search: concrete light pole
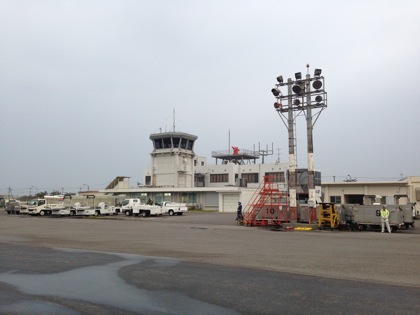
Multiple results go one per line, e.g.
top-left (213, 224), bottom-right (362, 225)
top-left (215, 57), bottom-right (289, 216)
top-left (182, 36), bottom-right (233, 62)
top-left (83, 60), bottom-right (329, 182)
top-left (287, 79), bottom-right (297, 219)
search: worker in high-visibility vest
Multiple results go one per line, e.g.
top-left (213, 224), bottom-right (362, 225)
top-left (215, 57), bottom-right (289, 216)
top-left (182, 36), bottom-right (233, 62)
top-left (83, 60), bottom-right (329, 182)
top-left (380, 205), bottom-right (391, 233)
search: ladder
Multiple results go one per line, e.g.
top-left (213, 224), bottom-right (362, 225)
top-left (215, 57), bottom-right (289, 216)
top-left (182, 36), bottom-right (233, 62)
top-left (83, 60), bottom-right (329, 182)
top-left (317, 203), bottom-right (339, 230)
top-left (243, 176), bottom-right (289, 227)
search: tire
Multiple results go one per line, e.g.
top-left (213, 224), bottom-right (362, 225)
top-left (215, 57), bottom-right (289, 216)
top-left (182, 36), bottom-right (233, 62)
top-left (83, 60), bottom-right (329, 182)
top-left (140, 211), bottom-right (147, 217)
top-left (70, 211), bottom-right (75, 216)
top-left (39, 210), bottom-right (45, 216)
top-left (125, 210), bottom-right (131, 216)
top-left (168, 210), bottom-right (175, 216)
top-left (95, 211), bottom-right (100, 216)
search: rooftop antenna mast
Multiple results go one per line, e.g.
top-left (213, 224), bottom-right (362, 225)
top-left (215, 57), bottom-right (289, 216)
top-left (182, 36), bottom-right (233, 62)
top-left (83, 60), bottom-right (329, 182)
top-left (258, 142), bottom-right (274, 164)
top-left (173, 108), bottom-right (176, 132)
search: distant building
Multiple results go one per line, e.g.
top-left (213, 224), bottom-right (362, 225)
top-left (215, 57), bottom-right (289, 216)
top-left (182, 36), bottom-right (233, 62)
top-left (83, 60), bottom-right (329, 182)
top-left (101, 130), bottom-right (420, 214)
top-left (101, 130), bottom-right (290, 212)
top-left (322, 177), bottom-right (420, 215)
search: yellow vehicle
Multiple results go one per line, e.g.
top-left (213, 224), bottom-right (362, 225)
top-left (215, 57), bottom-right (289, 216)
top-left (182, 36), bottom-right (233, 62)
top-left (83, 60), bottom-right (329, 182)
top-left (318, 203), bottom-right (339, 230)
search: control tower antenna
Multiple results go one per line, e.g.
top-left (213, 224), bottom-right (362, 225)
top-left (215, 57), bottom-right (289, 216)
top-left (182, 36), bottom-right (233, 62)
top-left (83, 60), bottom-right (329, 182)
top-left (172, 108), bottom-right (176, 132)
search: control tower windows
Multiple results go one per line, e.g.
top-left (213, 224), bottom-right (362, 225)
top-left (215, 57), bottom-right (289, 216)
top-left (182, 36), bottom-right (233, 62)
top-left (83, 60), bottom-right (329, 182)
top-left (173, 138), bottom-right (180, 148)
top-left (187, 140), bottom-right (193, 150)
top-left (163, 138), bottom-right (172, 148)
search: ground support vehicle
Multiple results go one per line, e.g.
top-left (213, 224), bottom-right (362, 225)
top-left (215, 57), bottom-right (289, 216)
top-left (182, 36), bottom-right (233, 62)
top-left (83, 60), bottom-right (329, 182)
top-left (318, 203), bottom-right (339, 230)
top-left (73, 202), bottom-right (118, 216)
top-left (51, 195), bottom-right (77, 216)
top-left (157, 202), bottom-right (188, 216)
top-left (27, 196), bottom-right (65, 216)
top-left (5, 200), bottom-right (22, 214)
top-left (72, 195), bottom-right (119, 216)
top-left (93, 202), bottom-right (118, 216)
top-left (340, 204), bottom-right (404, 231)
top-left (52, 195), bottom-right (119, 216)
top-left (118, 198), bottom-right (142, 216)
top-left (125, 204), bottom-right (163, 217)
top-left (242, 176), bottom-right (289, 227)
top-left (119, 199), bottom-right (163, 217)
top-left (401, 203), bottom-right (416, 229)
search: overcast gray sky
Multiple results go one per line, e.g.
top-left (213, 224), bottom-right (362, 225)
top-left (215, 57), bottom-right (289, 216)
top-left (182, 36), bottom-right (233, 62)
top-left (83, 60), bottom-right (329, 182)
top-left (1, 0), bottom-right (419, 196)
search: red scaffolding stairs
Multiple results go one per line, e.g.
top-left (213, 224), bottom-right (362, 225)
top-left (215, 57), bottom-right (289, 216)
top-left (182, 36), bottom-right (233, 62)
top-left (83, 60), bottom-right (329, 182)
top-left (243, 176), bottom-right (289, 227)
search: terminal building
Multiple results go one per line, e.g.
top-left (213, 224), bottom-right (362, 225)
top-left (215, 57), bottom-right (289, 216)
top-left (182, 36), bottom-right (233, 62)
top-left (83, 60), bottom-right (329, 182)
top-left (101, 130), bottom-right (420, 216)
top-left (102, 130), bottom-right (294, 211)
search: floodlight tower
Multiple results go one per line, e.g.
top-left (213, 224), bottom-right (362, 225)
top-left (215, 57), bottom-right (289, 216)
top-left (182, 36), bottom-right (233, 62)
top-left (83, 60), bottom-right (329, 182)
top-left (271, 65), bottom-right (327, 220)
top-left (271, 76), bottom-right (298, 220)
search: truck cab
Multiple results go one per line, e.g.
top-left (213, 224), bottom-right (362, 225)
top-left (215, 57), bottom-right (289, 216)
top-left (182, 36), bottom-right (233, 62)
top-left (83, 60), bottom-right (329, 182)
top-left (28, 196), bottom-right (65, 216)
top-left (27, 199), bottom-right (47, 215)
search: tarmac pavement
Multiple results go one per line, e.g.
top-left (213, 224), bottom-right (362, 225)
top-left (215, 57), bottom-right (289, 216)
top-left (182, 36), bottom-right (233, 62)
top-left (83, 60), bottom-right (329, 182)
top-left (0, 210), bottom-right (419, 287)
top-left (0, 210), bottom-right (419, 314)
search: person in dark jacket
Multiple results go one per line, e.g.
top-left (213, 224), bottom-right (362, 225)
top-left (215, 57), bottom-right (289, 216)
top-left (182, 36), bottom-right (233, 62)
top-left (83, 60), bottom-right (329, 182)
top-left (236, 202), bottom-right (243, 220)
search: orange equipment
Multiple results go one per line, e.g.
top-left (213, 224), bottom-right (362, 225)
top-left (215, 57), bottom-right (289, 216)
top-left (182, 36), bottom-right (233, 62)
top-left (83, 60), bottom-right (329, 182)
top-left (232, 146), bottom-right (240, 155)
top-left (243, 176), bottom-right (289, 227)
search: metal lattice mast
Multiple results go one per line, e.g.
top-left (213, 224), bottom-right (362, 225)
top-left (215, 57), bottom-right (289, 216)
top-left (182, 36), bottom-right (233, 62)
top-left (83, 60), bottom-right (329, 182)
top-left (271, 66), bottom-right (327, 220)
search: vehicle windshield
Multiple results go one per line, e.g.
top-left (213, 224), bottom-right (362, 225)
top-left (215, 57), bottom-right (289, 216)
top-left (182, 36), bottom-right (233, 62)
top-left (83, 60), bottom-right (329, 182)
top-left (28, 200), bottom-right (38, 206)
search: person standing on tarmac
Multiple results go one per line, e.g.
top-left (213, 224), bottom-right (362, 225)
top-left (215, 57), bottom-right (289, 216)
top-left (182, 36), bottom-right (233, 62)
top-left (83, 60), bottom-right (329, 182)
top-left (236, 202), bottom-right (243, 220)
top-left (380, 205), bottom-right (391, 233)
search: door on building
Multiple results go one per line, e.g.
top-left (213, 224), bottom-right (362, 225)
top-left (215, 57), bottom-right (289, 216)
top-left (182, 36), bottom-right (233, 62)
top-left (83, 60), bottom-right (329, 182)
top-left (222, 194), bottom-right (240, 213)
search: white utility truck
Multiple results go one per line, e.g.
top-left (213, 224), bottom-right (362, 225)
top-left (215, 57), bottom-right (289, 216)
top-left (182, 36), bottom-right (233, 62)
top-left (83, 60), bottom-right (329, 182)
top-left (157, 201), bottom-right (188, 216)
top-left (27, 196), bottom-right (65, 216)
top-left (119, 198), bottom-right (163, 217)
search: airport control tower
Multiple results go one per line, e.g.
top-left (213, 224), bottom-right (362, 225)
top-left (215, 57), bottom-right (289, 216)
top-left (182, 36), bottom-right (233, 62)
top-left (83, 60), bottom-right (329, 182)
top-left (148, 131), bottom-right (198, 188)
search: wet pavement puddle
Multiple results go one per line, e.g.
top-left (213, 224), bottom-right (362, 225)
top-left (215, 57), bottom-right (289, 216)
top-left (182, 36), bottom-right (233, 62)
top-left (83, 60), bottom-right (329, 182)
top-left (0, 248), bottom-right (239, 314)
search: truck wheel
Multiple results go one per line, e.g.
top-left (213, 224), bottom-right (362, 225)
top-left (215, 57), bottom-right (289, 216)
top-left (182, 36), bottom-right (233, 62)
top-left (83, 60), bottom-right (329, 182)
top-left (40, 210), bottom-right (45, 216)
top-left (125, 210), bottom-right (131, 216)
top-left (70, 211), bottom-right (75, 216)
top-left (140, 211), bottom-right (147, 217)
top-left (95, 211), bottom-right (100, 216)
top-left (168, 210), bottom-right (175, 216)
